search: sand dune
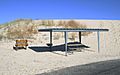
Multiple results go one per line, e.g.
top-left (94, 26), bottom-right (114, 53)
top-left (0, 20), bottom-right (120, 75)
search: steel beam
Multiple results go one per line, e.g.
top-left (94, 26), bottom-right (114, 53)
top-left (50, 30), bottom-right (52, 51)
top-left (64, 32), bottom-right (68, 56)
top-left (79, 32), bottom-right (81, 44)
top-left (97, 31), bottom-right (100, 52)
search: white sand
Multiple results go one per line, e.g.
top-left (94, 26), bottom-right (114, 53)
top-left (0, 20), bottom-right (120, 75)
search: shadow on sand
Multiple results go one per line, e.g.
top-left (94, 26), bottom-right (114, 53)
top-left (36, 59), bottom-right (120, 75)
top-left (28, 42), bottom-right (90, 52)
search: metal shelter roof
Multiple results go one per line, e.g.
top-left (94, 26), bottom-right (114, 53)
top-left (38, 28), bottom-right (109, 32)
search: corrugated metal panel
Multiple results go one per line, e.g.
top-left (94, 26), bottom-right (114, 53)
top-left (38, 28), bottom-right (109, 32)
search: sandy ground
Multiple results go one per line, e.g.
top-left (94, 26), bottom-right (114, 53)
top-left (0, 20), bottom-right (120, 75)
top-left (0, 41), bottom-right (120, 75)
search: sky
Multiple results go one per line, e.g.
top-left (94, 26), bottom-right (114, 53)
top-left (0, 0), bottom-right (120, 24)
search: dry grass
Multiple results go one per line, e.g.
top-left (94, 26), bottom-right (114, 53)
top-left (39, 20), bottom-right (93, 40)
top-left (0, 19), bottom-right (92, 40)
top-left (6, 25), bottom-right (38, 39)
top-left (41, 20), bottom-right (55, 26)
top-left (57, 20), bottom-right (92, 40)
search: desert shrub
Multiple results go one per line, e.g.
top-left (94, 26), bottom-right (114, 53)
top-left (0, 19), bottom-right (33, 30)
top-left (6, 25), bottom-right (38, 39)
top-left (57, 20), bottom-right (67, 27)
top-left (69, 33), bottom-right (76, 41)
top-left (65, 20), bottom-right (92, 40)
top-left (53, 33), bottom-right (61, 40)
top-left (57, 20), bottom-right (92, 40)
top-left (0, 25), bottom-right (2, 29)
top-left (47, 20), bottom-right (55, 26)
top-left (41, 20), bottom-right (47, 25)
top-left (0, 34), bottom-right (3, 41)
top-left (41, 20), bottom-right (55, 26)
top-left (0, 34), bottom-right (6, 41)
top-left (65, 20), bottom-right (79, 28)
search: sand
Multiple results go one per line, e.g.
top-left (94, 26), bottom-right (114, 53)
top-left (0, 20), bottom-right (120, 75)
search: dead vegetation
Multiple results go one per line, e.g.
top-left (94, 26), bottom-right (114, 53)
top-left (6, 25), bottom-right (38, 39)
top-left (0, 19), bottom-right (92, 40)
top-left (41, 20), bottom-right (56, 26)
top-left (57, 20), bottom-right (92, 40)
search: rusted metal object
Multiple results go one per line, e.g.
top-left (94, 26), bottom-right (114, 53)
top-left (13, 39), bottom-right (28, 50)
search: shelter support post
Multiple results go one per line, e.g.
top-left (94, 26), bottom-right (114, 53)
top-left (50, 30), bottom-right (52, 51)
top-left (64, 31), bottom-right (68, 56)
top-left (97, 31), bottom-right (100, 52)
top-left (79, 32), bottom-right (81, 44)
